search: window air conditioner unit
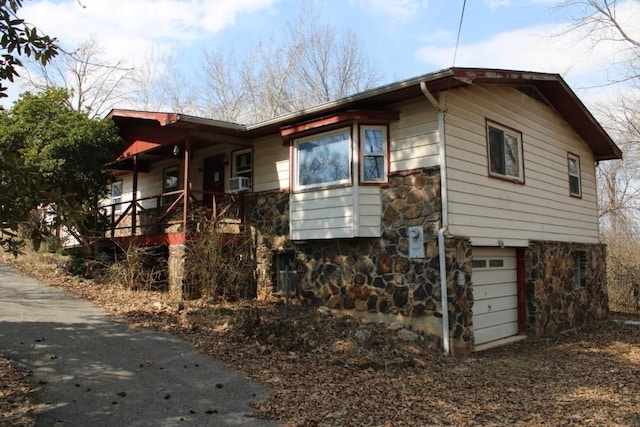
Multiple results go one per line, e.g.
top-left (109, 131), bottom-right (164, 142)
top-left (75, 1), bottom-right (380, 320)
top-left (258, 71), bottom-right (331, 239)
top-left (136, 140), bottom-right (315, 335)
top-left (228, 176), bottom-right (251, 193)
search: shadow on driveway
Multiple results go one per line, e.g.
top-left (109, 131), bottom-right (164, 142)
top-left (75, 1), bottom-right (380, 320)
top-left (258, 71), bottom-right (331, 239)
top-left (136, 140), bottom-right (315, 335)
top-left (0, 264), bottom-right (276, 427)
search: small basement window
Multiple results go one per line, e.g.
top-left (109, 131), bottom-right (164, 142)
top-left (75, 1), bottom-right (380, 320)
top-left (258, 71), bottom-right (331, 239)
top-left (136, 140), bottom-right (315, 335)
top-left (573, 251), bottom-right (587, 288)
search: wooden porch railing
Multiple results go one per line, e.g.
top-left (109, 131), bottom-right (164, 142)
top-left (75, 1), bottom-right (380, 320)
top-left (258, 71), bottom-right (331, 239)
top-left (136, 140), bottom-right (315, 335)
top-left (102, 189), bottom-right (244, 239)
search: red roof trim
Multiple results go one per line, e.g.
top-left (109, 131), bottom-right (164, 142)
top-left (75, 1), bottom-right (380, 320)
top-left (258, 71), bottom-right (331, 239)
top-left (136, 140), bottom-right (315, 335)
top-left (280, 111), bottom-right (400, 142)
top-left (108, 109), bottom-right (178, 126)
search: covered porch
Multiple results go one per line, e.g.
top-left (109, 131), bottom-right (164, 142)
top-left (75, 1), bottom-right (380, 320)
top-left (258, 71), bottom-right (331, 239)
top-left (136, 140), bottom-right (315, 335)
top-left (104, 110), bottom-right (252, 247)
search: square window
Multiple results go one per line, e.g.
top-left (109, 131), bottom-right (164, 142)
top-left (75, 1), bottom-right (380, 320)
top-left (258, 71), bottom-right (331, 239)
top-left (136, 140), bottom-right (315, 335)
top-left (487, 121), bottom-right (524, 182)
top-left (233, 149), bottom-right (252, 184)
top-left (295, 128), bottom-right (351, 190)
top-left (568, 153), bottom-right (581, 197)
top-left (360, 126), bottom-right (388, 183)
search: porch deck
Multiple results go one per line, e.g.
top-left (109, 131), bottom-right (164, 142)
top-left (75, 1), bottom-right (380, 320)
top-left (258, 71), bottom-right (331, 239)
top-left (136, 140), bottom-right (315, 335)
top-left (101, 189), bottom-right (245, 247)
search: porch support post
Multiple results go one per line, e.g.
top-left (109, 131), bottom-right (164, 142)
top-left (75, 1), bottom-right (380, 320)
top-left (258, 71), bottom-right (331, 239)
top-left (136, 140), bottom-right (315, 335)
top-left (182, 138), bottom-right (191, 233)
top-left (131, 154), bottom-right (139, 236)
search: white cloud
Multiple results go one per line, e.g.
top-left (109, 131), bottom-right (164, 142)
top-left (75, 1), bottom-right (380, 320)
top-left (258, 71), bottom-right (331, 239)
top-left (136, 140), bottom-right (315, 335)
top-left (351, 0), bottom-right (430, 22)
top-left (20, 0), bottom-right (279, 63)
top-left (415, 20), bottom-right (635, 94)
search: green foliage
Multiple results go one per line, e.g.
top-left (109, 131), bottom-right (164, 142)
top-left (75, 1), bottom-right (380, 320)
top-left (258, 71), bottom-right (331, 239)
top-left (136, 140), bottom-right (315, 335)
top-left (0, 151), bottom-right (54, 256)
top-left (0, 0), bottom-right (58, 97)
top-left (0, 87), bottom-right (126, 255)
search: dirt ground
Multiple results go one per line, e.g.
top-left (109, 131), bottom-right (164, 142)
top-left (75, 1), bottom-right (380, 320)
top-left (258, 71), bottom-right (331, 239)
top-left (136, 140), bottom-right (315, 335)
top-left (1, 252), bottom-right (639, 427)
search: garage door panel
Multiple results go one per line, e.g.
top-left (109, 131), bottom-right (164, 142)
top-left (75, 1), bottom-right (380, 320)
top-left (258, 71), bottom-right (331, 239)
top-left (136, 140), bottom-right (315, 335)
top-left (473, 308), bottom-right (518, 329)
top-left (473, 270), bottom-right (517, 286)
top-left (472, 247), bottom-right (519, 347)
top-left (473, 295), bottom-right (518, 315)
top-left (474, 283), bottom-right (518, 300)
top-left (474, 322), bottom-right (519, 346)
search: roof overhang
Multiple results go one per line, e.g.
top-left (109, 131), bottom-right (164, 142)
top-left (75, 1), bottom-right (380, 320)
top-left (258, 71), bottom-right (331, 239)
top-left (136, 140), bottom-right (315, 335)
top-left (106, 110), bottom-right (251, 170)
top-left (106, 67), bottom-right (622, 166)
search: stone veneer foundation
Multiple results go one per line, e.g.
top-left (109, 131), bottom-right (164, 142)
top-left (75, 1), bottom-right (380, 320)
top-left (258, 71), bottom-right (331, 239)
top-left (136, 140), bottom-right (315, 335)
top-left (245, 168), bottom-right (475, 355)
top-left (525, 241), bottom-right (608, 336)
top-left (161, 168), bottom-right (609, 355)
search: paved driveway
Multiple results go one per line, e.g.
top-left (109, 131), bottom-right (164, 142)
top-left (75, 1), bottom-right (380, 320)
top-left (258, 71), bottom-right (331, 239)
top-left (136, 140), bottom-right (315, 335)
top-left (0, 264), bottom-right (276, 426)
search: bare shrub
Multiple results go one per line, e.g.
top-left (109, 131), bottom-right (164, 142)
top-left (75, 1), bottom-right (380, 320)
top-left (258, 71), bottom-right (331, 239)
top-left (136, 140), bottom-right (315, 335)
top-left (604, 235), bottom-right (640, 313)
top-left (183, 207), bottom-right (257, 302)
top-left (104, 243), bottom-right (168, 291)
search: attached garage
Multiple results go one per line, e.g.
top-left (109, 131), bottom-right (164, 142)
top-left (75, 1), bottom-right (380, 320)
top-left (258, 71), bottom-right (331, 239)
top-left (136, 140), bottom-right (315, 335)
top-left (472, 247), bottom-right (520, 348)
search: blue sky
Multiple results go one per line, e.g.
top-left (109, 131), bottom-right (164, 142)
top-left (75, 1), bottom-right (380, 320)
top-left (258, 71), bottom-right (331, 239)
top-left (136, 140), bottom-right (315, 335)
top-left (4, 0), bottom-right (639, 109)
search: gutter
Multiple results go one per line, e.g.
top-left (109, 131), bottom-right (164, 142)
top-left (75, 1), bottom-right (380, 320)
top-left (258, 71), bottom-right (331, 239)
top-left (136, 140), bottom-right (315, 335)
top-left (420, 81), bottom-right (450, 355)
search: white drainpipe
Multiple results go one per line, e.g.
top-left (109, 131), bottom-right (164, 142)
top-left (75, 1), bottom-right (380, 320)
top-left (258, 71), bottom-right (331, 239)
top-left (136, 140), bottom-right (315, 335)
top-left (420, 81), bottom-right (450, 355)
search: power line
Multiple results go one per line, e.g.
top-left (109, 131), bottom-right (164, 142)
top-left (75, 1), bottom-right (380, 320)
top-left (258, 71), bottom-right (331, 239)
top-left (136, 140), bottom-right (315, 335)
top-left (452, 0), bottom-right (467, 67)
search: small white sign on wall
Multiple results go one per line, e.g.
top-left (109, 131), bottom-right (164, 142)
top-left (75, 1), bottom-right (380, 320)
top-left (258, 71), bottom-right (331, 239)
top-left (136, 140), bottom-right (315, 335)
top-left (408, 226), bottom-right (425, 259)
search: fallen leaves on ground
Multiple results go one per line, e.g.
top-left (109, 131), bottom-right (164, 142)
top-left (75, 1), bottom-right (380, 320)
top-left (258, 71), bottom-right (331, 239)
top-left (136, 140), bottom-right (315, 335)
top-left (1, 252), bottom-right (639, 426)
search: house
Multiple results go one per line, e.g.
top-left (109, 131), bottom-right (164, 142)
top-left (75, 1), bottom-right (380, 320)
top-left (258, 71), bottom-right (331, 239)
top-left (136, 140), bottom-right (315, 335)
top-left (104, 67), bottom-right (622, 355)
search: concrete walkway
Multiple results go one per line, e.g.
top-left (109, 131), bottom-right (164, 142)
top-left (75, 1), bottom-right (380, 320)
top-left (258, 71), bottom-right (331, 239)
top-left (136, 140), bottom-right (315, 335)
top-left (0, 263), bottom-right (276, 426)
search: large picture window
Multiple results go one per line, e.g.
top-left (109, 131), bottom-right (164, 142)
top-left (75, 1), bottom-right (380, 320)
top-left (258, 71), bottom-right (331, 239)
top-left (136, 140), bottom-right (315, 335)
top-left (487, 121), bottom-right (524, 183)
top-left (360, 125), bottom-right (388, 183)
top-left (568, 153), bottom-right (581, 197)
top-left (295, 128), bottom-right (351, 190)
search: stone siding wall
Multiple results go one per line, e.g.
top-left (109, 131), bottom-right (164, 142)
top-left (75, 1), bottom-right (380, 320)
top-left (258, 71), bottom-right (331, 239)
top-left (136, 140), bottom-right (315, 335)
top-left (525, 241), bottom-right (608, 336)
top-left (244, 168), bottom-right (474, 354)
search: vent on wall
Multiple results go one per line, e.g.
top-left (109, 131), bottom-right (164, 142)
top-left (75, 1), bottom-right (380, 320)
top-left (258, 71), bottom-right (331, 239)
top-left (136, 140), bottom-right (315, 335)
top-left (229, 176), bottom-right (251, 193)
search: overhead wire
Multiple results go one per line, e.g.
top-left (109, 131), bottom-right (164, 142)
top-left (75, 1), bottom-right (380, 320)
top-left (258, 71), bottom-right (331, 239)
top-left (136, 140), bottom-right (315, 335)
top-left (451, 0), bottom-right (467, 67)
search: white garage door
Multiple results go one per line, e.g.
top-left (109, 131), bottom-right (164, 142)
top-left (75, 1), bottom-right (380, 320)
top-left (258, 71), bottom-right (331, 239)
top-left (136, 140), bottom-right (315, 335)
top-left (472, 247), bottom-right (519, 346)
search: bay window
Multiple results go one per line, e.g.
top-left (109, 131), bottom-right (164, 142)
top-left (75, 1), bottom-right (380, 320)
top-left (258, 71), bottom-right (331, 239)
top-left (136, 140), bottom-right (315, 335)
top-left (295, 128), bottom-right (351, 190)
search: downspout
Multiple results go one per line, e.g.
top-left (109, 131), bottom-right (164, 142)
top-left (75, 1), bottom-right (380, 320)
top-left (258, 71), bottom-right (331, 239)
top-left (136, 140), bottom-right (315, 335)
top-left (420, 81), bottom-right (450, 355)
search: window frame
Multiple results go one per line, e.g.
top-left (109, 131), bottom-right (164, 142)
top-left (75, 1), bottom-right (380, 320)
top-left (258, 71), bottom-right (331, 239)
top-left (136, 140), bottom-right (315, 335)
top-left (111, 180), bottom-right (123, 213)
top-left (359, 124), bottom-right (389, 184)
top-left (567, 152), bottom-right (582, 198)
top-left (293, 127), bottom-right (353, 191)
top-left (573, 251), bottom-right (587, 288)
top-left (486, 120), bottom-right (525, 184)
top-left (232, 148), bottom-right (252, 184)
top-left (162, 165), bottom-right (180, 206)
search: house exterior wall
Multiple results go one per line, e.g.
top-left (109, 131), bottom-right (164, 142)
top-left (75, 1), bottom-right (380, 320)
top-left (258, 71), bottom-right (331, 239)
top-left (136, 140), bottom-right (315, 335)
top-left (252, 135), bottom-right (289, 192)
top-left (444, 84), bottom-right (600, 246)
top-left (245, 168), bottom-right (474, 355)
top-left (389, 100), bottom-right (440, 172)
top-left (525, 241), bottom-right (608, 335)
top-left (287, 99), bottom-right (440, 241)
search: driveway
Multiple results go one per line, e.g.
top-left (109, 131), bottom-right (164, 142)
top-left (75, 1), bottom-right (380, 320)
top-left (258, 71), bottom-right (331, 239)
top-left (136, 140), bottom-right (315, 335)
top-left (0, 264), bottom-right (276, 426)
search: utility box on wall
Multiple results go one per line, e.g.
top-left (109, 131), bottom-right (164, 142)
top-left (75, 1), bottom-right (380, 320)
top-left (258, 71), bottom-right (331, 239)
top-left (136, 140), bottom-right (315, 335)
top-left (408, 226), bottom-right (425, 259)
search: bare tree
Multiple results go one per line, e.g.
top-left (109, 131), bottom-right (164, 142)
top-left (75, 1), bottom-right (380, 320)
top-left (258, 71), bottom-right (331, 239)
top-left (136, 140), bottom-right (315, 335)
top-left (556, 0), bottom-right (640, 85)
top-left (555, 1), bottom-right (640, 312)
top-left (596, 100), bottom-right (640, 234)
top-left (128, 47), bottom-right (197, 113)
top-left (197, 47), bottom-right (253, 122)
top-left (197, 3), bottom-right (381, 123)
top-left (24, 37), bottom-right (133, 118)
top-left (293, 21), bottom-right (380, 107)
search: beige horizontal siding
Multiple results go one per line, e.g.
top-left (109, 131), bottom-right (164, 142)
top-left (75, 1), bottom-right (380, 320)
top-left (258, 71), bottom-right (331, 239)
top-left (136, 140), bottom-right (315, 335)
top-left (389, 100), bottom-right (440, 172)
top-left (444, 84), bottom-right (600, 244)
top-left (253, 135), bottom-right (289, 192)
